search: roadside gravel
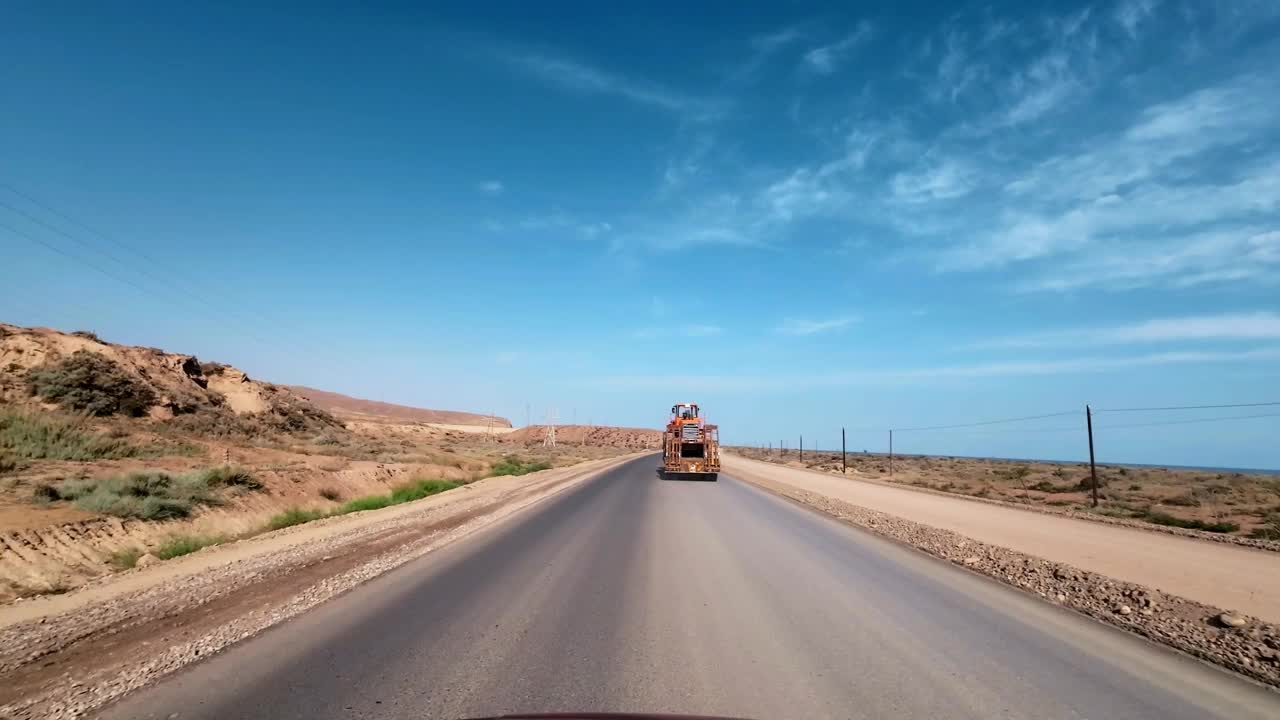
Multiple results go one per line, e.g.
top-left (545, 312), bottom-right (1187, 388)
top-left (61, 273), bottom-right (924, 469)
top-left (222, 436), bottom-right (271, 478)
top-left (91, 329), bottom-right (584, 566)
top-left (734, 469), bottom-right (1280, 689)
top-left (0, 454), bottom-right (638, 720)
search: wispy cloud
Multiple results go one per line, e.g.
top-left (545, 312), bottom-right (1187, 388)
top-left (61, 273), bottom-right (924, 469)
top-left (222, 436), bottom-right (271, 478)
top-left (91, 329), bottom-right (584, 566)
top-left (508, 53), bottom-right (703, 114)
top-left (776, 316), bottom-right (857, 336)
top-left (1115, 0), bottom-right (1161, 38)
top-left (890, 159), bottom-right (976, 204)
top-left (486, 211), bottom-right (613, 239)
top-left (477, 180), bottom-right (504, 196)
top-left (975, 312), bottom-right (1280, 348)
top-left (803, 21), bottom-right (873, 75)
top-left (580, 347), bottom-right (1280, 393)
top-left (922, 68), bottom-right (1280, 288)
top-left (632, 324), bottom-right (725, 340)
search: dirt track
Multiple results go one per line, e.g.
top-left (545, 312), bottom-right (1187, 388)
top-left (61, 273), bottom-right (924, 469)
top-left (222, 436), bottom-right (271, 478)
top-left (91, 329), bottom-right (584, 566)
top-left (723, 454), bottom-right (1280, 623)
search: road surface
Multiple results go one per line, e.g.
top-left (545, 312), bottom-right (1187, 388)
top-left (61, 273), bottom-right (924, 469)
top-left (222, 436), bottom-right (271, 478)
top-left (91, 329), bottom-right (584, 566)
top-left (101, 455), bottom-right (1279, 720)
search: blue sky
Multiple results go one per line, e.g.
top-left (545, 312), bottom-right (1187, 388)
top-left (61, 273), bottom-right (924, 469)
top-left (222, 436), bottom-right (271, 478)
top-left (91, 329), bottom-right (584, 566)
top-left (2, 1), bottom-right (1279, 467)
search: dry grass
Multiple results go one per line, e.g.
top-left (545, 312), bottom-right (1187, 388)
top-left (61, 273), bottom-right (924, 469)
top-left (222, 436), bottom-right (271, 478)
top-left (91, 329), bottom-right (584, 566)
top-left (732, 447), bottom-right (1280, 537)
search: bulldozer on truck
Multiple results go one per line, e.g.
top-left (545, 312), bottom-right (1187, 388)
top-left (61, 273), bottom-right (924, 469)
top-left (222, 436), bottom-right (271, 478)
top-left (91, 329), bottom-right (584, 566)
top-left (662, 402), bottom-right (720, 481)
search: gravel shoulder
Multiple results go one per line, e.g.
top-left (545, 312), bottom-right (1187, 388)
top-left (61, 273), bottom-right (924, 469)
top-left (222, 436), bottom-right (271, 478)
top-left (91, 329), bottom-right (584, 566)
top-left (723, 454), bottom-right (1280, 623)
top-left (0, 453), bottom-right (641, 719)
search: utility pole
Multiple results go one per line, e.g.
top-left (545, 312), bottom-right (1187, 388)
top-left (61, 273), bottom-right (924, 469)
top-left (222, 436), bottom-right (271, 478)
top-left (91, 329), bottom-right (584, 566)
top-left (1086, 405), bottom-right (1099, 507)
top-left (889, 429), bottom-right (894, 477)
top-left (841, 427), bottom-right (846, 475)
top-left (800, 435), bottom-right (804, 463)
top-left (525, 403), bottom-right (531, 428)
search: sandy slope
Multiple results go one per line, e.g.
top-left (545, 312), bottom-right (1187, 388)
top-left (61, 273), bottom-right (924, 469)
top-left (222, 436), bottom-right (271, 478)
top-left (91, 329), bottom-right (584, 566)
top-left (723, 454), bottom-right (1280, 623)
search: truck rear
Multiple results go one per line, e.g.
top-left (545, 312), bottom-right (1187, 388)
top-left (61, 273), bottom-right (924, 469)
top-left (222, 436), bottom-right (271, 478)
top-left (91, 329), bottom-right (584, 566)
top-left (662, 402), bottom-right (720, 480)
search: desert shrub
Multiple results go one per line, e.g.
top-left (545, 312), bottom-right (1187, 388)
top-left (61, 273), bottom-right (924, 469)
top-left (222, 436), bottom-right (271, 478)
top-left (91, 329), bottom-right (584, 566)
top-left (489, 457), bottom-right (552, 477)
top-left (390, 478), bottom-right (459, 503)
top-left (1250, 514), bottom-right (1280, 540)
top-left (109, 547), bottom-right (142, 569)
top-left (155, 534), bottom-right (225, 560)
top-left (31, 482), bottom-right (61, 502)
top-left (0, 451), bottom-right (23, 474)
top-left (340, 495), bottom-right (394, 513)
top-left (318, 486), bottom-right (342, 501)
top-left (1142, 510), bottom-right (1238, 533)
top-left (0, 409), bottom-right (137, 460)
top-left (1029, 480), bottom-right (1077, 493)
top-left (52, 465), bottom-right (255, 520)
top-left (71, 330), bottom-right (104, 343)
top-left (192, 465), bottom-right (262, 490)
top-left (198, 361), bottom-right (228, 376)
top-left (268, 507), bottom-right (328, 530)
top-left (25, 351), bottom-right (155, 416)
top-left (1162, 492), bottom-right (1200, 507)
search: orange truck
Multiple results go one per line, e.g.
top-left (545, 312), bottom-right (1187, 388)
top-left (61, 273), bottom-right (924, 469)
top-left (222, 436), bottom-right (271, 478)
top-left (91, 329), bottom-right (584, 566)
top-left (662, 402), bottom-right (720, 480)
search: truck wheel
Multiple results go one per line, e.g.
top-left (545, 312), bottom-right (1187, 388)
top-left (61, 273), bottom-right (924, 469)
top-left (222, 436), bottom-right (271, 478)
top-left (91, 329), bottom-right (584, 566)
top-left (706, 473), bottom-right (718, 482)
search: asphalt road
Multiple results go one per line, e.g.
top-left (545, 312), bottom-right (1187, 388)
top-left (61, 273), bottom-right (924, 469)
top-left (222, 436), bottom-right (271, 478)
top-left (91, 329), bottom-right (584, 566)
top-left (101, 454), bottom-right (1279, 720)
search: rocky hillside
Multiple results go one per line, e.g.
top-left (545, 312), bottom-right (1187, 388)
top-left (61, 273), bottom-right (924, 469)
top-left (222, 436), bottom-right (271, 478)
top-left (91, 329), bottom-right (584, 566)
top-left (0, 323), bottom-right (341, 435)
top-left (287, 385), bottom-right (510, 427)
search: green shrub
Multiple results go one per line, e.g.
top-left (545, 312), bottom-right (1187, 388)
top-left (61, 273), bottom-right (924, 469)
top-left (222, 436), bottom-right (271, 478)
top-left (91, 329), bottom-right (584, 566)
top-left (25, 351), bottom-right (155, 416)
top-left (155, 534), bottom-right (225, 560)
top-left (340, 495), bottom-right (394, 513)
top-left (489, 457), bottom-right (553, 477)
top-left (52, 466), bottom-right (254, 520)
top-left (1142, 510), bottom-right (1238, 533)
top-left (390, 479), bottom-right (459, 503)
top-left (192, 465), bottom-right (262, 490)
top-left (0, 409), bottom-right (137, 460)
top-left (268, 507), bottom-right (329, 530)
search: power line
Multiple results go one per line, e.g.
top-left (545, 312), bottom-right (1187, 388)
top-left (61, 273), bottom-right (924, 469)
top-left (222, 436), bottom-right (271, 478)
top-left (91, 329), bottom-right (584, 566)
top-left (1096, 411), bottom-right (1280, 430)
top-left (0, 218), bottom-right (282, 349)
top-left (1095, 401), bottom-right (1280, 413)
top-left (1, 220), bottom-right (160, 302)
top-left (892, 410), bottom-right (1078, 433)
top-left (1, 184), bottom-right (330, 358)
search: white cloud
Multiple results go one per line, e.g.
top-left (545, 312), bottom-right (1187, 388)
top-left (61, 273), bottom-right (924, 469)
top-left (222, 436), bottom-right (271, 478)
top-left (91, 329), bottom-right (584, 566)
top-left (776, 316), bottom-right (857, 336)
top-left (477, 180), bottom-right (504, 195)
top-left (509, 53), bottom-right (704, 114)
top-left (975, 312), bottom-right (1280, 348)
top-left (890, 160), bottom-right (976, 203)
top-left (803, 21), bottom-right (873, 75)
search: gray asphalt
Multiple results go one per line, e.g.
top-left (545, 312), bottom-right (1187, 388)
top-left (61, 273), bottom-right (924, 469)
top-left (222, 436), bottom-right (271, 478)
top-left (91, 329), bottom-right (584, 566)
top-left (101, 454), bottom-right (1280, 720)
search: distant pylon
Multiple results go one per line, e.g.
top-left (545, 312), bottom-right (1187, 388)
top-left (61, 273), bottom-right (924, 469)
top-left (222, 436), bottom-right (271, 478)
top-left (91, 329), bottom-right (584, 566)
top-left (543, 408), bottom-right (557, 448)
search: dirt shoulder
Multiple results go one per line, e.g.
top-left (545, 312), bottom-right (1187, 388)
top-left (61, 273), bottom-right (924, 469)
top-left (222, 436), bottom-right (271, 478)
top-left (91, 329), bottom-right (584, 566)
top-left (723, 454), bottom-right (1280, 624)
top-left (0, 453), bottom-right (640, 719)
top-left (727, 457), bottom-right (1280, 688)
